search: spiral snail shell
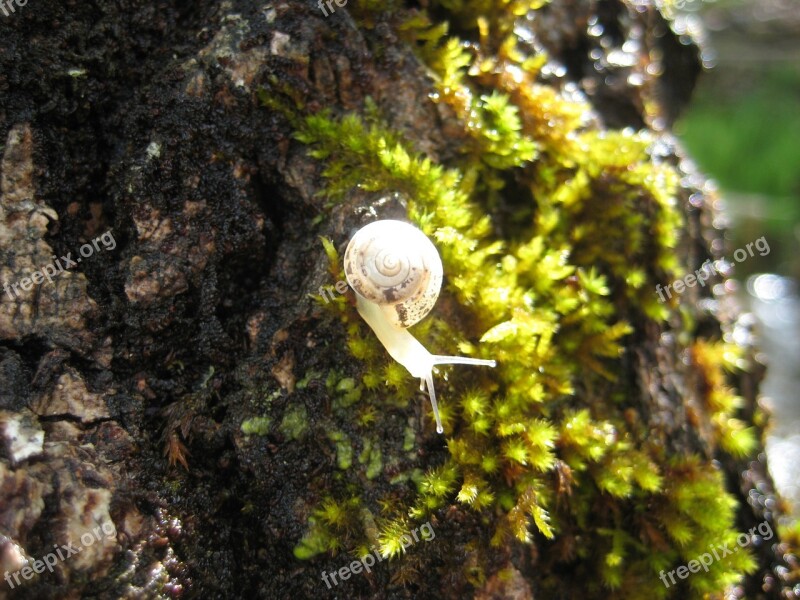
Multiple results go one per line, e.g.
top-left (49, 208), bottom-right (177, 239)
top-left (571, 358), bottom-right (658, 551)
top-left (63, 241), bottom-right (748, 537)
top-left (344, 220), bottom-right (496, 434)
top-left (344, 220), bottom-right (443, 328)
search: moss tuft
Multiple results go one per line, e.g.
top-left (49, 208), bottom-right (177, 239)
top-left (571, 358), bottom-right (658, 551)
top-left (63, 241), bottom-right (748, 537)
top-left (274, 1), bottom-right (779, 595)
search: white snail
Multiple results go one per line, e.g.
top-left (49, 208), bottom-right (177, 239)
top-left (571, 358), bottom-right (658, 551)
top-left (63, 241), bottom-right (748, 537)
top-left (344, 220), bottom-right (496, 434)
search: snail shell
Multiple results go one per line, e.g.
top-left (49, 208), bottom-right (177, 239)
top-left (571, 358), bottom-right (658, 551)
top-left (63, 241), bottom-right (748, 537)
top-left (344, 220), bottom-right (443, 329)
top-left (342, 219), bottom-right (496, 434)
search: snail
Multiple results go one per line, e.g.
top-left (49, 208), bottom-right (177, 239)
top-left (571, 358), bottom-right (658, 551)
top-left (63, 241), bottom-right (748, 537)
top-left (344, 219), bottom-right (496, 434)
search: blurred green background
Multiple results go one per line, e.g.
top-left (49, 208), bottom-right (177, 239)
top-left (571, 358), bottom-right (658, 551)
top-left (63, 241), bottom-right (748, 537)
top-left (673, 0), bottom-right (800, 520)
top-left (674, 0), bottom-right (800, 278)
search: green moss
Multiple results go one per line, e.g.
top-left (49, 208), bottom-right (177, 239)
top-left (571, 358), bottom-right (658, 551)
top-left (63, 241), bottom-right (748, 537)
top-left (272, 1), bottom-right (778, 595)
top-left (358, 437), bottom-right (384, 479)
top-left (691, 340), bottom-right (758, 457)
top-left (279, 405), bottom-right (309, 440)
top-left (296, 370), bottom-right (323, 390)
top-left (241, 416), bottom-right (272, 436)
top-left (327, 429), bottom-right (354, 470)
top-left (293, 496), bottom-right (366, 559)
top-left (293, 516), bottom-right (335, 560)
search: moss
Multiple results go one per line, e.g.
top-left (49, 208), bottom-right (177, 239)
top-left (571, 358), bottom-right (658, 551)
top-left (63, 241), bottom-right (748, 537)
top-left (241, 416), bottom-right (272, 436)
top-left (690, 340), bottom-right (757, 457)
top-left (327, 429), bottom-right (354, 470)
top-left (357, 437), bottom-right (383, 480)
top-left (273, 1), bottom-right (783, 596)
top-left (296, 370), bottom-right (323, 390)
top-left (293, 516), bottom-right (335, 560)
top-left (279, 405), bottom-right (309, 440)
top-left (293, 496), bottom-right (366, 559)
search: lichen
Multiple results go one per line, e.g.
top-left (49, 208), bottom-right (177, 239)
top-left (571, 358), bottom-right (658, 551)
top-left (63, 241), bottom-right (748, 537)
top-left (272, 1), bottom-right (782, 596)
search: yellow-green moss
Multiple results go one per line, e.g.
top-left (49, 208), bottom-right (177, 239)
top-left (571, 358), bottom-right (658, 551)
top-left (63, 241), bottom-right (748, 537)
top-left (327, 429), bottom-right (354, 470)
top-left (279, 405), bottom-right (309, 440)
top-left (241, 416), bottom-right (272, 436)
top-left (279, 1), bottom-right (772, 595)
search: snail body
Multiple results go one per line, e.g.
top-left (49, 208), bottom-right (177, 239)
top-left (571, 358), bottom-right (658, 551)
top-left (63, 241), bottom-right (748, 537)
top-left (344, 220), bottom-right (496, 434)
